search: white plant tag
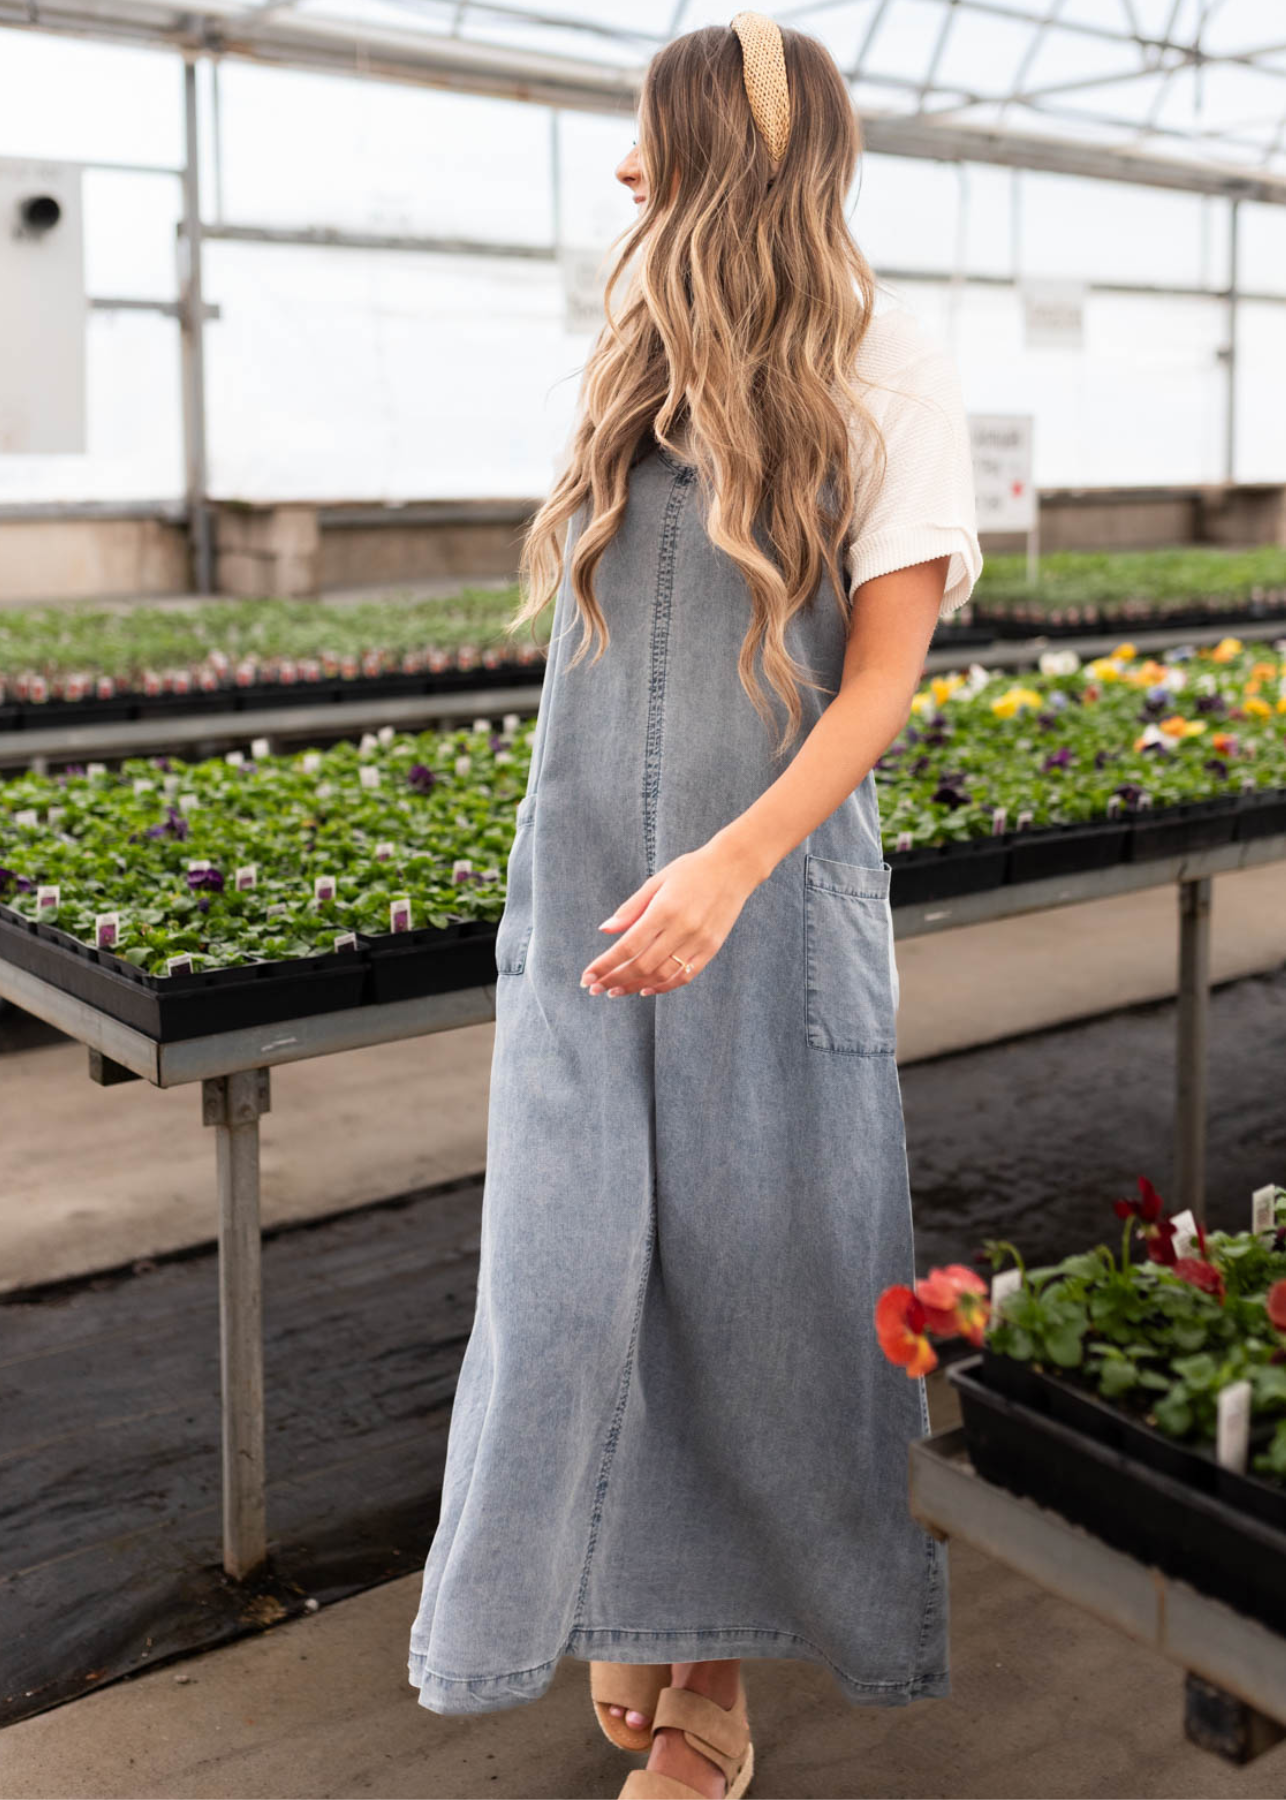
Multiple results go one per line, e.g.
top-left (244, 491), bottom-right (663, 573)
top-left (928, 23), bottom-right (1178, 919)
top-left (1016, 810), bottom-right (1034, 830)
top-left (178, 793), bottom-right (198, 813)
top-left (333, 932), bottom-right (358, 953)
top-left (896, 829), bottom-right (913, 852)
top-left (36, 884), bottom-right (60, 910)
top-left (389, 896), bottom-right (412, 934)
top-left (455, 754), bottom-right (471, 776)
top-left (502, 713), bottom-right (520, 733)
top-left (378, 725), bottom-right (396, 746)
top-left (452, 859), bottom-right (473, 880)
top-left (472, 717), bottom-right (491, 734)
top-left (14, 809), bottom-right (38, 827)
top-left (132, 779), bottom-right (153, 797)
top-left (188, 859), bottom-right (211, 874)
top-left (1170, 1209), bottom-right (1198, 1259)
top-left (95, 913), bottom-right (120, 949)
top-left (314, 874), bottom-right (338, 903)
top-left (267, 903), bottom-right (288, 919)
top-left (251, 737), bottom-right (272, 761)
top-left (166, 953), bottom-right (194, 975)
top-left (235, 865), bottom-right (257, 891)
top-left (991, 1267), bottom-right (1023, 1313)
top-left (494, 750), bottom-right (512, 764)
top-left (87, 763), bottom-right (106, 778)
top-left (1252, 1185), bottom-right (1278, 1235)
top-left (225, 750), bottom-right (244, 768)
top-left (1216, 1379), bottom-right (1251, 1473)
top-left (359, 765), bottom-right (381, 790)
top-left (374, 842), bottom-right (396, 863)
top-left (301, 752), bottom-right (323, 775)
top-left (991, 807), bottom-right (1007, 835)
top-left (359, 733), bottom-right (379, 756)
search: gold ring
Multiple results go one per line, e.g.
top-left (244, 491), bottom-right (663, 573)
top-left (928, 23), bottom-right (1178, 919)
top-left (670, 953), bottom-right (685, 968)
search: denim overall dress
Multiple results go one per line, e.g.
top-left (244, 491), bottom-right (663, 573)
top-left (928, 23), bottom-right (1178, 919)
top-left (407, 433), bottom-right (949, 1714)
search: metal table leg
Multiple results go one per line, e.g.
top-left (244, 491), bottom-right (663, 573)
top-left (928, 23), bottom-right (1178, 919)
top-left (202, 1068), bottom-right (271, 1579)
top-left (1175, 876), bottom-right (1211, 1225)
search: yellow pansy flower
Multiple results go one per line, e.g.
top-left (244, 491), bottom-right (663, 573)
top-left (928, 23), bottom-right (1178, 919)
top-left (910, 691), bottom-right (932, 715)
top-left (1159, 715), bottom-right (1206, 738)
top-left (1113, 642), bottom-right (1137, 661)
top-left (1243, 696), bottom-right (1272, 718)
top-left (990, 685), bottom-right (1042, 719)
top-left (1211, 636), bottom-right (1243, 662)
top-left (1086, 657), bottom-right (1122, 682)
top-left (931, 673), bottom-right (964, 705)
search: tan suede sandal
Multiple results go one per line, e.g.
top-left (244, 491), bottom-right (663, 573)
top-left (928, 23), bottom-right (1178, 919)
top-left (590, 1661), bottom-right (672, 1752)
top-left (616, 1679), bottom-right (754, 1800)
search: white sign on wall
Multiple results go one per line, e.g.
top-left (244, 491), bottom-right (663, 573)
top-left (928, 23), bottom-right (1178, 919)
top-left (0, 158), bottom-right (86, 454)
top-left (559, 247), bottom-right (608, 335)
top-left (1022, 279), bottom-right (1086, 351)
top-left (969, 414), bottom-right (1036, 533)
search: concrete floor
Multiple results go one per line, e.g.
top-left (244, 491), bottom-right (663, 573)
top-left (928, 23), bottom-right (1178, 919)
top-left (3, 862), bottom-right (1286, 1796)
top-left (6, 1373), bottom-right (1286, 1800)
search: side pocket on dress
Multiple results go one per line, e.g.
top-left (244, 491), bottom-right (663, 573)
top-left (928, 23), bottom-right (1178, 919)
top-left (494, 792), bottom-right (537, 978)
top-left (803, 853), bottom-right (897, 1054)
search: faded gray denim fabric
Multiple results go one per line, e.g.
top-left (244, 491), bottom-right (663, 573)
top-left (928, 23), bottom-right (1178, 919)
top-left (407, 438), bottom-right (948, 1715)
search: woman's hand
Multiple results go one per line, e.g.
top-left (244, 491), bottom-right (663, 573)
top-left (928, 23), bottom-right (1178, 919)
top-left (580, 841), bottom-right (761, 998)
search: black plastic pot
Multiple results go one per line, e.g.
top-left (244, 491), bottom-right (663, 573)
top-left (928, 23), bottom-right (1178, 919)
top-left (0, 658), bottom-right (547, 732)
top-left (1007, 819), bottom-right (1130, 885)
top-left (979, 1345), bottom-right (1220, 1491)
top-left (365, 916), bottom-right (500, 1004)
top-left (1236, 788), bottom-right (1286, 843)
top-left (887, 836), bottom-right (1011, 908)
top-left (1126, 794), bottom-right (1240, 861)
top-left (0, 905), bottom-right (369, 1042)
top-left (950, 1353), bottom-right (1286, 1635)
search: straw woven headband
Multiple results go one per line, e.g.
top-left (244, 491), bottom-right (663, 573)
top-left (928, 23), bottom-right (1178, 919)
top-left (730, 10), bottom-right (791, 169)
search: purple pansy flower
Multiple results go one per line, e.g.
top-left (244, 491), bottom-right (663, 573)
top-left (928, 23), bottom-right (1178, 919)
top-left (1042, 747), bottom-right (1072, 771)
top-left (407, 764), bottom-right (437, 794)
top-left (187, 867), bottom-right (225, 893)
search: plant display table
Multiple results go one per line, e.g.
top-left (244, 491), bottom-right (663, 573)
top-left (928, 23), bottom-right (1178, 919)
top-left (910, 1419), bottom-right (1286, 1762)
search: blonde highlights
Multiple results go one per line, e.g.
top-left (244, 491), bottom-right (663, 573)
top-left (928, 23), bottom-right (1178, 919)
top-left (511, 21), bottom-right (885, 756)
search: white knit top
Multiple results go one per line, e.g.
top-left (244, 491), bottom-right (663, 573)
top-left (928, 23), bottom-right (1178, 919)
top-left (667, 307), bottom-right (982, 621)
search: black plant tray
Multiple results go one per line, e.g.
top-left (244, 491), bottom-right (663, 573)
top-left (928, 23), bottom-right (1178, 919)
top-left (0, 660), bottom-right (547, 732)
top-left (365, 917), bottom-right (500, 1004)
top-left (1007, 820), bottom-right (1130, 885)
top-left (978, 1346), bottom-right (1286, 1533)
top-left (1236, 787), bottom-right (1286, 842)
top-left (0, 905), bottom-right (369, 1043)
top-left (970, 601), bottom-right (1286, 641)
top-left (888, 837), bottom-right (1011, 907)
top-left (952, 1353), bottom-right (1286, 1632)
top-left (1126, 795), bottom-right (1241, 861)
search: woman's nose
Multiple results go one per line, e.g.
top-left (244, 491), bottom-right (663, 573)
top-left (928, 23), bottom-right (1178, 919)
top-left (616, 146), bottom-right (641, 189)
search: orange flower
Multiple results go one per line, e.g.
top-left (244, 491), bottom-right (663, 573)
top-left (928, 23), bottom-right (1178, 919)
top-left (1268, 1280), bottom-right (1286, 1333)
top-left (874, 1285), bottom-right (937, 1377)
top-left (915, 1265), bottom-right (991, 1346)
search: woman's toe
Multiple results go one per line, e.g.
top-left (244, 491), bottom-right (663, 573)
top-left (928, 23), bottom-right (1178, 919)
top-left (625, 1709), bottom-right (650, 1728)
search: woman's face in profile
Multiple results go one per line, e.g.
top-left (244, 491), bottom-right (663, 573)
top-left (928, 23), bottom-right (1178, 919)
top-left (615, 140), bottom-right (648, 209)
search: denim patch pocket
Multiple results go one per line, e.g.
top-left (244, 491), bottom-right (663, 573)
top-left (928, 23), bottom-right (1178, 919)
top-left (803, 852), bottom-right (897, 1054)
top-left (494, 792), bottom-right (537, 978)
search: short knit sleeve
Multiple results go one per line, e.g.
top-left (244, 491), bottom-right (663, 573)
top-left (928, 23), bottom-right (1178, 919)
top-left (844, 310), bottom-right (982, 620)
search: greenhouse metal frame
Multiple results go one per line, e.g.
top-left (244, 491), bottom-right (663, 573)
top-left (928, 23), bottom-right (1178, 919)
top-left (2, 0), bottom-right (1286, 587)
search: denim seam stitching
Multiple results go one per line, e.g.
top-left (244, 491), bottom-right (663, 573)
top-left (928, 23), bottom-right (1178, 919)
top-left (568, 1172), bottom-right (659, 1631)
top-left (642, 467), bottom-right (693, 876)
top-left (413, 1624), bottom-right (946, 1696)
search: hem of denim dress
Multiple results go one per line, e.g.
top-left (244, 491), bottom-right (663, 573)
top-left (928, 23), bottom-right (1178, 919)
top-left (408, 1629), bottom-right (949, 1716)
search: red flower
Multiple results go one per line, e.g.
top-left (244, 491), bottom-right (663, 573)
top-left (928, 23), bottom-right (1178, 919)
top-left (1113, 1174), bottom-right (1178, 1265)
top-left (875, 1285), bottom-right (937, 1377)
top-left (1172, 1222), bottom-right (1225, 1304)
top-left (1267, 1279), bottom-right (1286, 1333)
top-left (915, 1265), bottom-right (990, 1346)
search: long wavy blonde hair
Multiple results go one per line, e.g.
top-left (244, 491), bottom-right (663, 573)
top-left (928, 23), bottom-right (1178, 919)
top-left (510, 20), bottom-right (884, 754)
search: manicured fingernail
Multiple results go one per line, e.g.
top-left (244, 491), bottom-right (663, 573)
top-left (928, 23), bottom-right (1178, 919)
top-left (589, 983), bottom-right (605, 994)
top-left (598, 916), bottom-right (619, 929)
top-left (608, 987), bottom-right (624, 997)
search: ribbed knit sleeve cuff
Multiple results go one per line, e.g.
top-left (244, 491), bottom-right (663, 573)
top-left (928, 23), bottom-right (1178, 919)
top-left (847, 524), bottom-right (983, 620)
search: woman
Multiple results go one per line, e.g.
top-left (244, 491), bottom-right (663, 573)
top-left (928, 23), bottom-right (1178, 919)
top-left (408, 14), bottom-right (981, 1799)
